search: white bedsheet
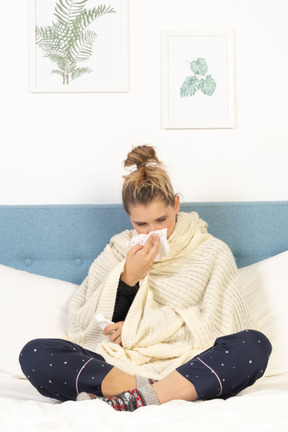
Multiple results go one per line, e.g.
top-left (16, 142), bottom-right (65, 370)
top-left (1, 252), bottom-right (288, 431)
top-left (1, 376), bottom-right (288, 432)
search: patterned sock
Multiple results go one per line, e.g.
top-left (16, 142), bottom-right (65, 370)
top-left (136, 375), bottom-right (158, 387)
top-left (76, 375), bottom-right (159, 411)
top-left (102, 388), bottom-right (146, 411)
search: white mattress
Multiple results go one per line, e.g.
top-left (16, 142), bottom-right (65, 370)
top-left (1, 376), bottom-right (288, 432)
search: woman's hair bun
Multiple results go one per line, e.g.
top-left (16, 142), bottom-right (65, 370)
top-left (124, 145), bottom-right (161, 169)
top-left (122, 145), bottom-right (175, 213)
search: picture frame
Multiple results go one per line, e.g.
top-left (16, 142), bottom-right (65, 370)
top-left (161, 30), bottom-right (235, 129)
top-left (29, 0), bottom-right (129, 93)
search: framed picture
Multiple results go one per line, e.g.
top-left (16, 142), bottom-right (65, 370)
top-left (29, 0), bottom-right (129, 93)
top-left (161, 30), bottom-right (235, 129)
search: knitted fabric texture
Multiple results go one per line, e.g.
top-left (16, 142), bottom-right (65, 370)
top-left (112, 280), bottom-right (139, 322)
top-left (67, 212), bottom-right (252, 380)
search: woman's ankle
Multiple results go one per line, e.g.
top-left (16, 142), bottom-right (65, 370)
top-left (101, 367), bottom-right (136, 397)
top-left (153, 371), bottom-right (198, 404)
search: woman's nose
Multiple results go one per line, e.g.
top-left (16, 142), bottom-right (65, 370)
top-left (142, 225), bottom-right (154, 234)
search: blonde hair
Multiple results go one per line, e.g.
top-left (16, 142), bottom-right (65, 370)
top-left (122, 145), bottom-right (175, 214)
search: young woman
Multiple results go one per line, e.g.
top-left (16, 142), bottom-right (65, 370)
top-left (19, 145), bottom-right (272, 411)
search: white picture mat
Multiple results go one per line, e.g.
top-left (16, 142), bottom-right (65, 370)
top-left (29, 0), bottom-right (129, 93)
top-left (162, 30), bottom-right (235, 129)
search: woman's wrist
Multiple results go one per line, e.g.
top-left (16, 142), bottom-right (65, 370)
top-left (120, 271), bottom-right (138, 287)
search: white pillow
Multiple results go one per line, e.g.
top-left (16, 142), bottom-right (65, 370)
top-left (0, 265), bottom-right (78, 378)
top-left (239, 250), bottom-right (288, 377)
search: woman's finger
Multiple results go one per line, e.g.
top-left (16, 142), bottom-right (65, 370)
top-left (110, 328), bottom-right (121, 342)
top-left (103, 323), bottom-right (116, 335)
top-left (145, 234), bottom-right (160, 255)
top-left (142, 233), bottom-right (154, 249)
top-left (129, 243), bottom-right (144, 255)
top-left (110, 333), bottom-right (118, 342)
top-left (113, 335), bottom-right (122, 345)
top-left (150, 235), bottom-right (160, 257)
top-left (142, 234), bottom-right (158, 253)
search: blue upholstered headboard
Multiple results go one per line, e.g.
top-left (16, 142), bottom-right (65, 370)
top-left (0, 202), bottom-right (287, 284)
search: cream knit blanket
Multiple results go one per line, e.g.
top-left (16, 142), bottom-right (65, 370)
top-left (67, 212), bottom-right (252, 379)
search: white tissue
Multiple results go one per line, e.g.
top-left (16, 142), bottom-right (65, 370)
top-left (95, 313), bottom-right (114, 331)
top-left (126, 228), bottom-right (170, 261)
top-left (95, 314), bottom-right (115, 343)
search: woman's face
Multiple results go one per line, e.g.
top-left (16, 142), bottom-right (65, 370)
top-left (128, 195), bottom-right (180, 238)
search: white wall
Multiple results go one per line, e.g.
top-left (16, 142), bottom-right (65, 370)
top-left (1, 0), bottom-right (288, 205)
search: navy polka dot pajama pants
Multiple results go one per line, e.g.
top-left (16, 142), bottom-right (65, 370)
top-left (176, 329), bottom-right (272, 400)
top-left (19, 339), bottom-right (113, 402)
top-left (19, 329), bottom-right (271, 403)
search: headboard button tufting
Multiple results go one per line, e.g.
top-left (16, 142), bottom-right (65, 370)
top-left (24, 259), bottom-right (32, 266)
top-left (75, 258), bottom-right (83, 266)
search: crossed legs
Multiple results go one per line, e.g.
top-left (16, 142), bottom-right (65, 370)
top-left (20, 330), bottom-right (271, 407)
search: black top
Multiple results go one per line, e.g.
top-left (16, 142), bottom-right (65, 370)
top-left (112, 279), bottom-right (140, 322)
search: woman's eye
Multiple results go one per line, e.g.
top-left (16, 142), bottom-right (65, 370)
top-left (157, 218), bottom-right (166, 222)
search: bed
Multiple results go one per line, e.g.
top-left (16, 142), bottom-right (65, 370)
top-left (1, 201), bottom-right (288, 432)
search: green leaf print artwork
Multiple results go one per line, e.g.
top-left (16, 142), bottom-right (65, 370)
top-left (35, 0), bottom-right (116, 85)
top-left (180, 58), bottom-right (216, 98)
top-left (200, 75), bottom-right (217, 96)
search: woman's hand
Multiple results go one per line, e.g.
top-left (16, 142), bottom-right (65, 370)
top-left (121, 234), bottom-right (160, 287)
top-left (103, 321), bottom-right (124, 345)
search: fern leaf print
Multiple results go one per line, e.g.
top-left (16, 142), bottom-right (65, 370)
top-left (35, 0), bottom-right (116, 85)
